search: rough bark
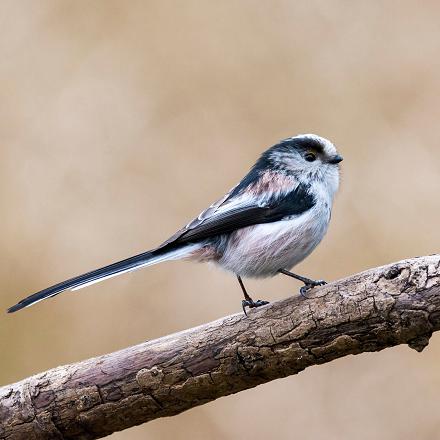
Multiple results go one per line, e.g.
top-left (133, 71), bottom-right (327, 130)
top-left (1, 255), bottom-right (440, 440)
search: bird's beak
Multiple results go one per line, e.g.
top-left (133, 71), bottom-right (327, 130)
top-left (328, 154), bottom-right (343, 164)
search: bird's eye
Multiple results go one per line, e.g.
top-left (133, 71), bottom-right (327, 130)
top-left (304, 152), bottom-right (316, 162)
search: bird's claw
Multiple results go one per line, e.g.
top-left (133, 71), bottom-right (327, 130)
top-left (300, 279), bottom-right (327, 298)
top-left (242, 299), bottom-right (269, 316)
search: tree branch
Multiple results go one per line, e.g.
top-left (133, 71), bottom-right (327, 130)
top-left (1, 255), bottom-right (440, 440)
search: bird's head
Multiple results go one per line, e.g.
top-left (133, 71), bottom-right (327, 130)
top-left (260, 134), bottom-right (342, 190)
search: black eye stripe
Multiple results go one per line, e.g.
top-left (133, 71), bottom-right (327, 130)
top-left (280, 137), bottom-right (325, 155)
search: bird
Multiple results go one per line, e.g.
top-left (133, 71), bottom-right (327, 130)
top-left (7, 134), bottom-right (342, 314)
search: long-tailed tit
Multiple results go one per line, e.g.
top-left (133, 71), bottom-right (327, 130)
top-left (8, 134), bottom-right (342, 314)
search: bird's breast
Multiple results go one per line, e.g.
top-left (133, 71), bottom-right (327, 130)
top-left (217, 203), bottom-right (331, 278)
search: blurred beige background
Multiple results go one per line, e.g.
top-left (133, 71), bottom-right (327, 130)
top-left (1, 1), bottom-right (440, 439)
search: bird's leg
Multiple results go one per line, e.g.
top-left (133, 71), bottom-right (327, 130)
top-left (278, 269), bottom-right (326, 298)
top-left (237, 275), bottom-right (269, 315)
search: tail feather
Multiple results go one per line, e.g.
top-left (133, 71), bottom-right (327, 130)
top-left (7, 244), bottom-right (198, 313)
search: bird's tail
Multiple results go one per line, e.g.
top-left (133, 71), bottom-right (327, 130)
top-left (7, 244), bottom-right (199, 313)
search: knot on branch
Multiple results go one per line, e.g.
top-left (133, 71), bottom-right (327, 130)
top-left (136, 367), bottom-right (165, 391)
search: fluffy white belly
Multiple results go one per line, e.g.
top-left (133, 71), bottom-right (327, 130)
top-left (216, 206), bottom-right (330, 278)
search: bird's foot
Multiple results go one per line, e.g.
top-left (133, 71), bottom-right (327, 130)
top-left (299, 279), bottom-right (327, 298)
top-left (242, 299), bottom-right (269, 316)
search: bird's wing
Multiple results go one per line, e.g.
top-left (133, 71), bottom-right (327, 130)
top-left (157, 182), bottom-right (315, 249)
top-left (157, 187), bottom-right (236, 248)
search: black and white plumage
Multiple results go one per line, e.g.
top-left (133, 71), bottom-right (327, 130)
top-left (8, 134), bottom-right (342, 314)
